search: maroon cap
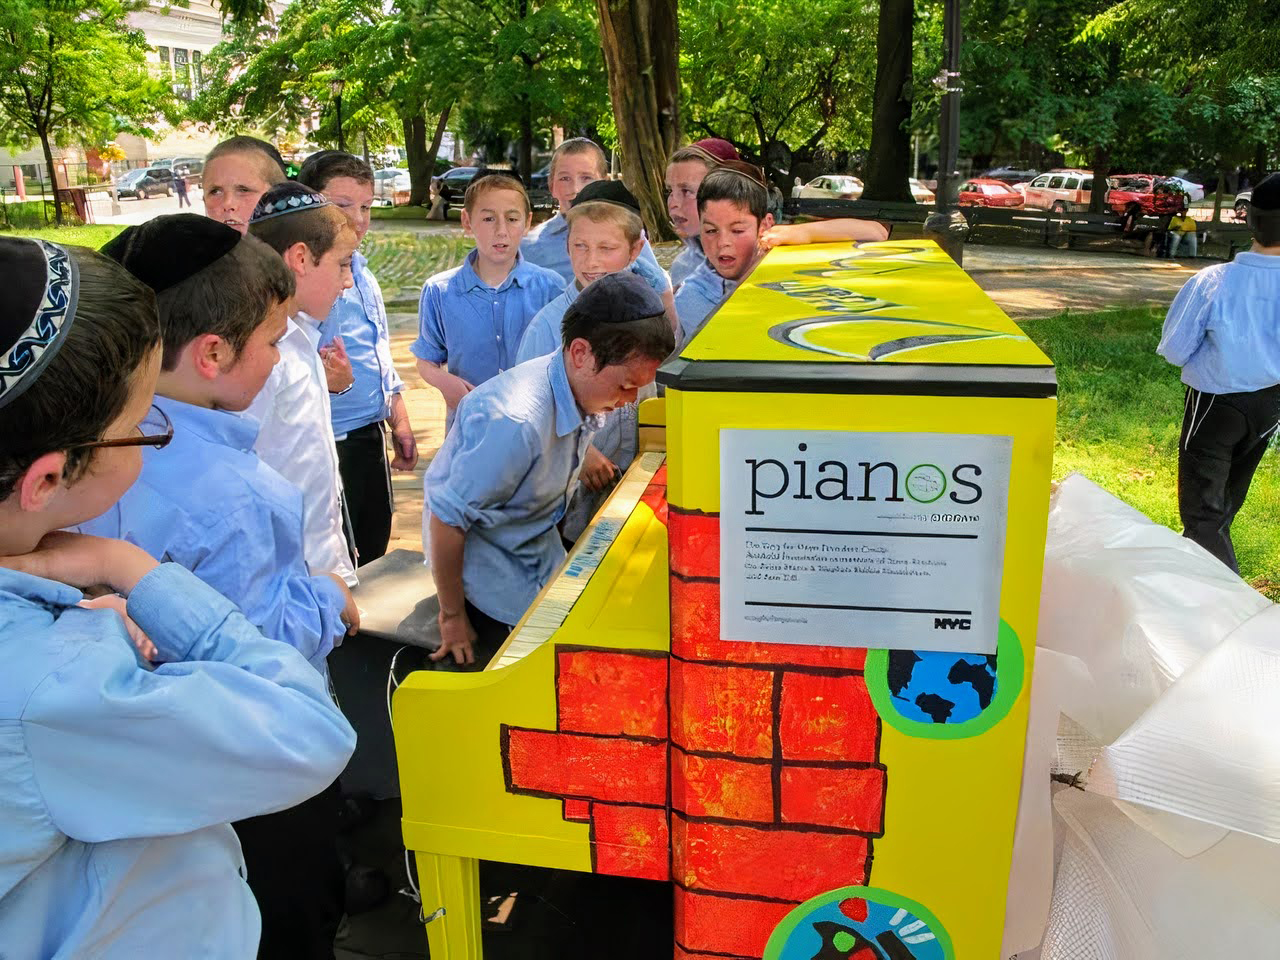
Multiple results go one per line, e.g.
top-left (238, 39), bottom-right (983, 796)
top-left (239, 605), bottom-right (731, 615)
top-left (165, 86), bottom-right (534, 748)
top-left (685, 138), bottom-right (741, 166)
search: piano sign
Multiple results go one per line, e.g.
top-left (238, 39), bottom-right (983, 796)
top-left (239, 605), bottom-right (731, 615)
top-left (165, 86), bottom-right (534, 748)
top-left (720, 429), bottom-right (1011, 654)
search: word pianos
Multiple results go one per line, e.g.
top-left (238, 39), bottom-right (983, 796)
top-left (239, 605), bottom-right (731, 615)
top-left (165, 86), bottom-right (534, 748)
top-left (393, 240), bottom-right (1057, 959)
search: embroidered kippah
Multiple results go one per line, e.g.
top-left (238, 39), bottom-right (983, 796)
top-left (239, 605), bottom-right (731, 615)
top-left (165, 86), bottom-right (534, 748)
top-left (0, 237), bottom-right (79, 410)
top-left (100, 214), bottom-right (242, 293)
top-left (250, 182), bottom-right (332, 223)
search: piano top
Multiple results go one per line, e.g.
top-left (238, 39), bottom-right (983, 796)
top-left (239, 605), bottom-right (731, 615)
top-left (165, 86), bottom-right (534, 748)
top-left (659, 240), bottom-right (1056, 399)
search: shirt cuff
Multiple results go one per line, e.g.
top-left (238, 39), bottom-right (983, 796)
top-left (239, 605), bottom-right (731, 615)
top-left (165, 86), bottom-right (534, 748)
top-left (409, 338), bottom-right (446, 364)
top-left (126, 563), bottom-right (239, 662)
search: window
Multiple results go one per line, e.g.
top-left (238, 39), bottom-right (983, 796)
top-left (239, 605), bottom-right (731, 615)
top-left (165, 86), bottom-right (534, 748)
top-left (192, 50), bottom-right (202, 88)
top-left (1048, 176), bottom-right (1065, 189)
top-left (157, 46), bottom-right (170, 70)
top-left (959, 182), bottom-right (974, 192)
top-left (1064, 177), bottom-right (1079, 190)
top-left (1082, 178), bottom-right (1093, 191)
top-left (1031, 175), bottom-right (1050, 188)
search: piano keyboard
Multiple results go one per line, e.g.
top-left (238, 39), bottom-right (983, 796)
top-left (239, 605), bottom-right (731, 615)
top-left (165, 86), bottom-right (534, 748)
top-left (491, 451), bottom-right (667, 669)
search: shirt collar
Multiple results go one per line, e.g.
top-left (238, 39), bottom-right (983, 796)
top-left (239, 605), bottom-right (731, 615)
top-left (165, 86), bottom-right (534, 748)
top-left (0, 566), bottom-right (82, 610)
top-left (1235, 252), bottom-right (1280, 269)
top-left (459, 248), bottom-right (536, 293)
top-left (157, 394), bottom-right (260, 453)
top-left (543, 213), bottom-right (568, 237)
top-left (692, 256), bottom-right (734, 296)
top-left (548, 350), bottom-right (585, 438)
top-left (563, 278), bottom-right (580, 305)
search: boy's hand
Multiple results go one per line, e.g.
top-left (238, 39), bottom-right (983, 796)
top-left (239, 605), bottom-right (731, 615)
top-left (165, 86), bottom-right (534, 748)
top-left (80, 594), bottom-right (159, 661)
top-left (320, 336), bottom-right (355, 394)
top-left (326, 573), bottom-right (361, 636)
top-left (760, 223), bottom-right (809, 250)
top-left (439, 373), bottom-right (475, 410)
top-left (579, 444), bottom-right (619, 493)
top-left (0, 532), bottom-right (158, 596)
top-left (390, 422), bottom-right (419, 471)
top-left (432, 608), bottom-right (476, 665)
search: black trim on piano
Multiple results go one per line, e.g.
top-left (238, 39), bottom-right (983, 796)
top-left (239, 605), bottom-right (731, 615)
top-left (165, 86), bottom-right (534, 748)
top-left (657, 358), bottom-right (1058, 398)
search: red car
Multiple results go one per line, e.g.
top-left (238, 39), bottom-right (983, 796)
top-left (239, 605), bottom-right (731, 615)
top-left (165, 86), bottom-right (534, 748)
top-left (1107, 174), bottom-right (1184, 215)
top-left (957, 178), bottom-right (1024, 207)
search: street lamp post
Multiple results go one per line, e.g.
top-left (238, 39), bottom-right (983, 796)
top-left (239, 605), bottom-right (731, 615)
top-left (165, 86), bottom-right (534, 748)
top-left (330, 78), bottom-right (346, 152)
top-left (922, 0), bottom-right (967, 265)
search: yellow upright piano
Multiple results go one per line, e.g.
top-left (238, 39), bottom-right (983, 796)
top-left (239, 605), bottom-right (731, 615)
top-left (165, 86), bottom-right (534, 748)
top-left (393, 239), bottom-right (1057, 960)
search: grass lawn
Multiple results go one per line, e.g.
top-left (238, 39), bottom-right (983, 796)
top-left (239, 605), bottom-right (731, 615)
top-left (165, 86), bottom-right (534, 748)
top-left (1023, 306), bottom-right (1280, 598)
top-left (361, 230), bottom-right (474, 299)
top-left (3, 224), bottom-right (125, 249)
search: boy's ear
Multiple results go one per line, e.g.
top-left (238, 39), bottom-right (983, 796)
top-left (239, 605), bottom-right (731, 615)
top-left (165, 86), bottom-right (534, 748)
top-left (629, 237), bottom-right (644, 262)
top-left (566, 336), bottom-right (597, 372)
top-left (759, 212), bottom-right (776, 235)
top-left (460, 208), bottom-right (473, 236)
top-left (283, 241), bottom-right (311, 275)
top-left (18, 451), bottom-right (70, 512)
top-left (187, 333), bottom-right (233, 379)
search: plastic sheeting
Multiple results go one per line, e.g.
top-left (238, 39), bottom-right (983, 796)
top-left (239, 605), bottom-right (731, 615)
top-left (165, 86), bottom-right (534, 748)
top-left (1003, 474), bottom-right (1280, 959)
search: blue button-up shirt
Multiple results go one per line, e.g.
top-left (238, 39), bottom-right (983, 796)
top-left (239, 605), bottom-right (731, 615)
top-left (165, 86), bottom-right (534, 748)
top-left (423, 351), bottom-right (598, 626)
top-left (79, 396), bottom-right (348, 672)
top-left (0, 562), bottom-right (355, 960)
top-left (412, 250), bottom-right (562, 429)
top-left (515, 280), bottom-right (579, 365)
top-left (1158, 252), bottom-right (1280, 394)
top-left (319, 252), bottom-right (404, 437)
top-left (674, 257), bottom-right (736, 345)
top-left (521, 212), bottom-right (673, 293)
top-left (670, 235), bottom-right (704, 289)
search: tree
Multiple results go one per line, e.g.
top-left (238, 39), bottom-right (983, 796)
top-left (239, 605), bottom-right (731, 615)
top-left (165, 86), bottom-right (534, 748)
top-left (0, 0), bottom-right (170, 225)
top-left (862, 0), bottom-right (914, 202)
top-left (597, 0), bottom-right (681, 239)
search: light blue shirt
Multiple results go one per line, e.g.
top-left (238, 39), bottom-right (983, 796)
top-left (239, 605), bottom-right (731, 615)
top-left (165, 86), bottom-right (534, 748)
top-left (412, 250), bottom-right (562, 429)
top-left (0, 562), bottom-right (355, 960)
top-left (520, 212), bottom-right (673, 293)
top-left (319, 251), bottom-right (404, 437)
top-left (79, 396), bottom-right (348, 673)
top-left (424, 351), bottom-right (598, 625)
top-left (515, 280), bottom-right (579, 365)
top-left (674, 256), bottom-right (736, 345)
top-left (670, 235), bottom-right (704, 288)
top-left (1158, 252), bottom-right (1280, 394)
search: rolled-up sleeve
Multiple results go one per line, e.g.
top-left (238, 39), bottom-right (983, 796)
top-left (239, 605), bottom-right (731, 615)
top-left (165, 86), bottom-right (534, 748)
top-left (426, 408), bottom-right (538, 533)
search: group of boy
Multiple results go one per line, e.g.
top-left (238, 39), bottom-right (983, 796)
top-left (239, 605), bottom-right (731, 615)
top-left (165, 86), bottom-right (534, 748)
top-left (0, 128), bottom-right (888, 958)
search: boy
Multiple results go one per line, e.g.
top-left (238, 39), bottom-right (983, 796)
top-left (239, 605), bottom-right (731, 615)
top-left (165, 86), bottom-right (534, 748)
top-left (665, 138), bottom-right (743, 287)
top-left (426, 272), bottom-right (675, 667)
top-left (82, 215), bottom-right (359, 959)
top-left (247, 182), bottom-right (359, 586)
top-left (0, 236), bottom-right (355, 958)
top-left (522, 137), bottom-right (672, 299)
top-left (204, 136), bottom-right (289, 234)
top-left (299, 151), bottom-right (419, 564)
top-left (1157, 173), bottom-right (1280, 571)
top-left (517, 179), bottom-right (658, 540)
top-left (413, 172), bottom-right (563, 430)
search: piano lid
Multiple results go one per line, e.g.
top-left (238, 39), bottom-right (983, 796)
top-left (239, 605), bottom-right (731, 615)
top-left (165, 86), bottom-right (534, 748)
top-left (658, 239), bottom-right (1057, 398)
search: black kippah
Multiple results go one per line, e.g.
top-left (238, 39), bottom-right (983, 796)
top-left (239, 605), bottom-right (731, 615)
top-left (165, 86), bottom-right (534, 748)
top-left (251, 181), bottom-right (331, 223)
top-left (1250, 173), bottom-right (1280, 212)
top-left (572, 179), bottom-right (641, 215)
top-left (0, 237), bottom-right (79, 410)
top-left (565, 271), bottom-right (665, 328)
top-left (100, 214), bottom-right (241, 293)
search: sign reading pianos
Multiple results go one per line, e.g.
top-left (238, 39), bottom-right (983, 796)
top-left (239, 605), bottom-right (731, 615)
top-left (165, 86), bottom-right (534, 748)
top-left (720, 428), bottom-right (1012, 654)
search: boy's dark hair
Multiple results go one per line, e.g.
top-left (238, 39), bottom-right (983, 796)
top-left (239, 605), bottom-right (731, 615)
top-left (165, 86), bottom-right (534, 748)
top-left (206, 136), bottom-right (289, 185)
top-left (297, 150), bottom-right (375, 191)
top-left (156, 236), bottom-right (294, 370)
top-left (1249, 173), bottom-right (1280, 246)
top-left (697, 165), bottom-right (769, 221)
top-left (0, 247), bottom-right (160, 501)
top-left (464, 172), bottom-right (531, 216)
top-left (560, 273), bottom-right (674, 367)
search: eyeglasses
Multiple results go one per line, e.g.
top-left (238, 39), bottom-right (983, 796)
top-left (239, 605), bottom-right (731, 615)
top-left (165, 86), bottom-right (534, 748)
top-left (72, 404), bottom-right (174, 451)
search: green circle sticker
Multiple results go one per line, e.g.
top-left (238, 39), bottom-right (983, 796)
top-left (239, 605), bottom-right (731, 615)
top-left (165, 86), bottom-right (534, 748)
top-left (904, 463), bottom-right (947, 503)
top-left (864, 620), bottom-right (1024, 739)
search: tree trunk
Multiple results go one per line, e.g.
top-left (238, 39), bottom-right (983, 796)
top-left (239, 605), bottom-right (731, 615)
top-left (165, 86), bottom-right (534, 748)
top-left (863, 0), bottom-right (914, 203)
top-left (595, 0), bottom-right (681, 240)
top-left (404, 113), bottom-right (429, 206)
top-left (38, 128), bottom-right (62, 227)
top-left (1212, 166), bottom-right (1226, 224)
top-left (1089, 145), bottom-right (1110, 213)
top-left (519, 90), bottom-right (534, 185)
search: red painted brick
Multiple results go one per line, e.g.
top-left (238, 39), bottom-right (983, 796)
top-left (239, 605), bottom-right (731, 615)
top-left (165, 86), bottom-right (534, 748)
top-left (556, 650), bottom-right (668, 739)
top-left (563, 798), bottom-right (591, 822)
top-left (672, 816), bottom-right (868, 902)
top-left (780, 765), bottom-right (886, 834)
top-left (505, 729), bottom-right (666, 806)
top-left (671, 748), bottom-right (774, 822)
top-left (778, 673), bottom-right (879, 763)
top-left (673, 947), bottom-right (754, 960)
top-left (669, 511), bottom-right (720, 579)
top-left (673, 630), bottom-right (870, 671)
top-left (641, 466), bottom-right (668, 524)
top-left (670, 577), bottom-right (721, 651)
top-left (591, 803), bottom-right (670, 881)
top-left (675, 888), bottom-right (795, 958)
top-left (670, 661), bottom-right (773, 758)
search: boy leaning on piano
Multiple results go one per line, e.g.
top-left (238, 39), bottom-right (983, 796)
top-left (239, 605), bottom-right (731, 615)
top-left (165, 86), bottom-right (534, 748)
top-left (422, 272), bottom-right (675, 669)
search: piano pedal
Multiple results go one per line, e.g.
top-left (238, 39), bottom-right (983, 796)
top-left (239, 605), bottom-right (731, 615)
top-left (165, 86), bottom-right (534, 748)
top-left (481, 891), bottom-right (519, 932)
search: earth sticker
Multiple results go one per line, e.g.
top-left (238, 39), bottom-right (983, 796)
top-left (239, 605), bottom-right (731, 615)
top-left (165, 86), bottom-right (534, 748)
top-left (764, 885), bottom-right (953, 960)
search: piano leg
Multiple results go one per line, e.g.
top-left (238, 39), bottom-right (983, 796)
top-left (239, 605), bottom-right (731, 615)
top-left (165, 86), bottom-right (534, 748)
top-left (416, 852), bottom-right (482, 958)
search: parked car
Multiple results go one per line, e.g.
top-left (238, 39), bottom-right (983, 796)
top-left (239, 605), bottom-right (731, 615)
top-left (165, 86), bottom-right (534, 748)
top-left (431, 165), bottom-right (480, 208)
top-left (530, 162), bottom-right (550, 192)
top-left (909, 178), bottom-right (935, 204)
top-left (1023, 170), bottom-right (1095, 212)
top-left (1105, 174), bottom-right (1184, 215)
top-left (796, 174), bottom-right (864, 200)
top-left (372, 167), bottom-right (412, 205)
top-left (957, 178), bottom-right (1023, 208)
top-left (115, 166), bottom-right (175, 200)
top-left (1165, 176), bottom-right (1204, 202)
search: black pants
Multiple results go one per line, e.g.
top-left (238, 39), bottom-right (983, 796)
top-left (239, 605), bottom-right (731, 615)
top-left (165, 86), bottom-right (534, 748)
top-left (233, 779), bottom-right (345, 960)
top-left (336, 422), bottom-right (393, 566)
top-left (1177, 384), bottom-right (1280, 571)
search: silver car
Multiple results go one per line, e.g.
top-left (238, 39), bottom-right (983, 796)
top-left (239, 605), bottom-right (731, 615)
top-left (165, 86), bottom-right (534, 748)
top-left (797, 174), bottom-right (864, 200)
